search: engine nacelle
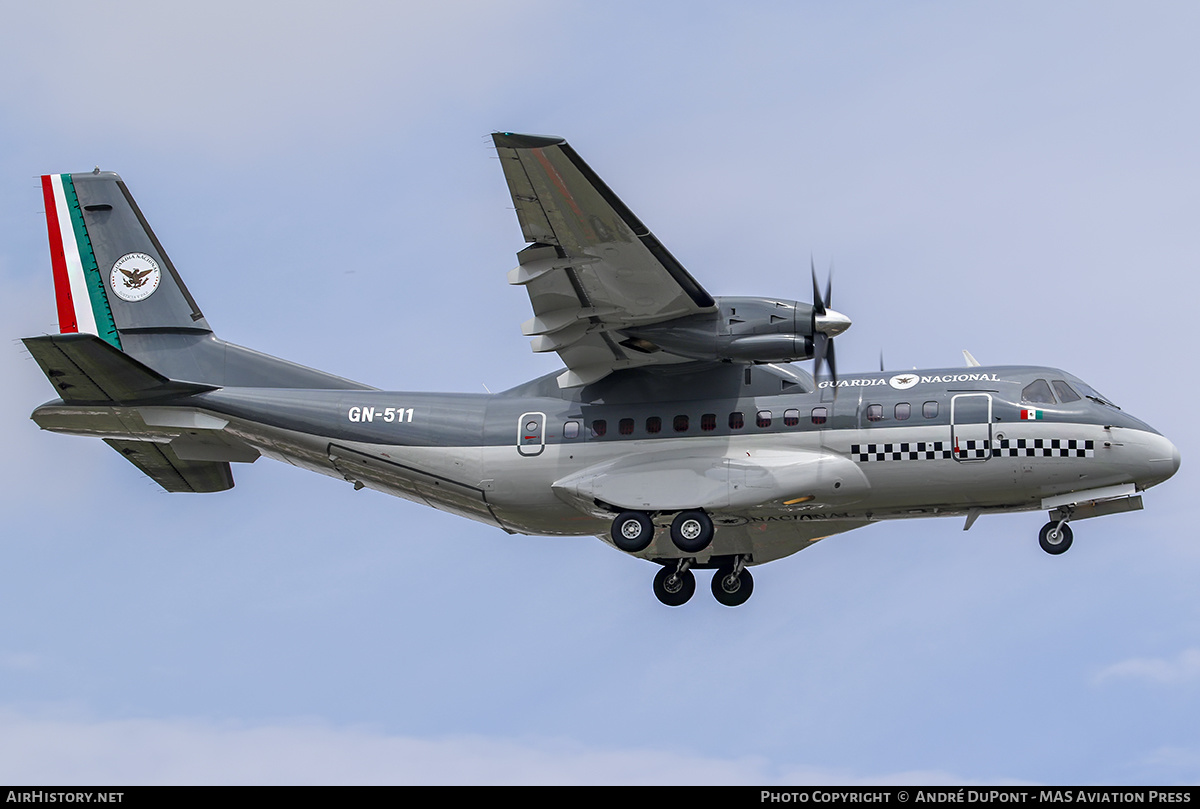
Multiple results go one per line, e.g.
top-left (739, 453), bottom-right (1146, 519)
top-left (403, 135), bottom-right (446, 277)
top-left (622, 296), bottom-right (817, 363)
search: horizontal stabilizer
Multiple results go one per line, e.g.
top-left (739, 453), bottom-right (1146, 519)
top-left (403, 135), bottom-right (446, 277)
top-left (23, 333), bottom-right (215, 403)
top-left (104, 439), bottom-right (233, 493)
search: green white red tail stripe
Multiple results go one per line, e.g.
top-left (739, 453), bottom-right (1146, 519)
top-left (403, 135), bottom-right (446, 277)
top-left (41, 173), bottom-right (121, 349)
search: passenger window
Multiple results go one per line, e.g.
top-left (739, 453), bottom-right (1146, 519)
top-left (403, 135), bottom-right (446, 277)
top-left (701, 413), bottom-right (717, 432)
top-left (1052, 380), bottom-right (1081, 403)
top-left (729, 412), bottom-right (744, 430)
top-left (674, 415), bottom-right (689, 432)
top-left (563, 421), bottom-right (579, 439)
top-left (923, 401), bottom-right (938, 418)
top-left (784, 408), bottom-right (800, 427)
top-left (1022, 379), bottom-right (1056, 404)
top-left (866, 404), bottom-right (884, 422)
top-left (811, 407), bottom-right (828, 425)
top-left (646, 416), bottom-right (662, 434)
top-left (895, 403), bottom-right (911, 421)
top-left (591, 419), bottom-right (607, 437)
top-left (618, 418), bottom-right (634, 436)
top-left (756, 410), bottom-right (772, 428)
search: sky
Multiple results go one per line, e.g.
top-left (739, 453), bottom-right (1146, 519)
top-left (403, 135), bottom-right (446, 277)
top-left (1, 0), bottom-right (1198, 786)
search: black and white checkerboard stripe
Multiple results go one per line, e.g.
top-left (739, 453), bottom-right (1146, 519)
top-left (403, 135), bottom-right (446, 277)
top-left (851, 438), bottom-right (1094, 462)
top-left (995, 438), bottom-right (1094, 458)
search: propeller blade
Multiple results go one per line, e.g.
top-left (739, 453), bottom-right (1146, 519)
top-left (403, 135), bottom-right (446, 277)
top-left (810, 257), bottom-right (825, 316)
top-left (808, 259), bottom-right (844, 395)
top-left (813, 332), bottom-right (827, 376)
top-left (813, 333), bottom-right (838, 391)
top-left (826, 337), bottom-right (838, 388)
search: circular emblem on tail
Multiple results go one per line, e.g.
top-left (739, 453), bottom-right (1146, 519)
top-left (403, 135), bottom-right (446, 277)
top-left (110, 253), bottom-right (161, 302)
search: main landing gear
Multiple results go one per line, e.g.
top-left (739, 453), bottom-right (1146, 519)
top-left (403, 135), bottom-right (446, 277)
top-left (711, 559), bottom-right (754, 607)
top-left (652, 556), bottom-right (755, 607)
top-left (611, 511), bottom-right (654, 553)
top-left (609, 509), bottom-right (715, 554)
top-left (609, 509), bottom-right (747, 606)
top-left (653, 562), bottom-right (696, 607)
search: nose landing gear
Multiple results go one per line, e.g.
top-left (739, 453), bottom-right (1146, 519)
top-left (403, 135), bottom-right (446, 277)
top-left (1039, 520), bottom-right (1074, 555)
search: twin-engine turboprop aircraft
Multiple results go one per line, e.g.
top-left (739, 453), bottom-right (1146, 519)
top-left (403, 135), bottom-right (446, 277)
top-left (24, 134), bottom-right (1180, 606)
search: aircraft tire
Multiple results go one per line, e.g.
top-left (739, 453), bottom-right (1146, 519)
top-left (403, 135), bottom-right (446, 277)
top-left (1039, 521), bottom-right (1073, 555)
top-left (670, 510), bottom-right (714, 553)
top-left (612, 511), bottom-right (654, 552)
top-left (653, 566), bottom-right (696, 607)
top-left (711, 566), bottom-right (754, 607)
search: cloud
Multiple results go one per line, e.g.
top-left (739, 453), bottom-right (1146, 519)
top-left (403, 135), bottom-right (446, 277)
top-left (0, 710), bottom-right (1024, 786)
top-left (1094, 649), bottom-right (1200, 686)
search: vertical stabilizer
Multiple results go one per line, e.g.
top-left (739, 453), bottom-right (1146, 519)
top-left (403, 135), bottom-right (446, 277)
top-left (36, 172), bottom-right (369, 390)
top-left (41, 172), bottom-right (211, 342)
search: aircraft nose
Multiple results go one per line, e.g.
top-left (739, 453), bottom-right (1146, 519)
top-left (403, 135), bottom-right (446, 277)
top-left (1140, 433), bottom-right (1181, 489)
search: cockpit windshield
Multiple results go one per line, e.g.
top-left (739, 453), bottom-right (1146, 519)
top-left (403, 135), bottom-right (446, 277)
top-left (1021, 376), bottom-right (1115, 409)
top-left (1074, 381), bottom-right (1121, 410)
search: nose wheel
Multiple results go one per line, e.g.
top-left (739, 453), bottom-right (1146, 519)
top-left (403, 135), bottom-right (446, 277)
top-left (1039, 520), bottom-right (1073, 555)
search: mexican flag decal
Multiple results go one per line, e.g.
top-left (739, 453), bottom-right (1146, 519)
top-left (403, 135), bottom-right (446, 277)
top-left (1021, 409), bottom-right (1044, 420)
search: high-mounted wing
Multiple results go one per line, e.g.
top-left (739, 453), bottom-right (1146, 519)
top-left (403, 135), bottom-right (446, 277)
top-left (493, 133), bottom-right (716, 387)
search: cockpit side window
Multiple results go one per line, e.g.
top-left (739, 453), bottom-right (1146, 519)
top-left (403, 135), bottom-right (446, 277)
top-left (1051, 380), bottom-right (1081, 403)
top-left (1021, 379), bottom-right (1056, 405)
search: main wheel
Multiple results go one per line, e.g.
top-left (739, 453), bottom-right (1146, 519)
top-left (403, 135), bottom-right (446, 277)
top-left (653, 566), bottom-right (696, 607)
top-left (611, 511), bottom-right (654, 552)
top-left (711, 566), bottom-right (754, 607)
top-left (1039, 521), bottom-right (1074, 555)
top-left (670, 510), bottom-right (714, 553)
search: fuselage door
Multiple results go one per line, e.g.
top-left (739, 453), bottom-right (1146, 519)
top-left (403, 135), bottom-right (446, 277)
top-left (951, 393), bottom-right (992, 462)
top-left (517, 411), bottom-right (546, 456)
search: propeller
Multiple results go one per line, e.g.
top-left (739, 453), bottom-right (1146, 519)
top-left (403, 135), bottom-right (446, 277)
top-left (810, 258), bottom-right (851, 388)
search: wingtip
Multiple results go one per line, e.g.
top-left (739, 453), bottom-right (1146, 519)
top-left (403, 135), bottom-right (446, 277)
top-left (492, 132), bottom-right (567, 149)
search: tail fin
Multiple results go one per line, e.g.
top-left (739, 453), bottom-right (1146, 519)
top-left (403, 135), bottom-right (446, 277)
top-left (39, 171), bottom-right (369, 390)
top-left (41, 171), bottom-right (210, 345)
